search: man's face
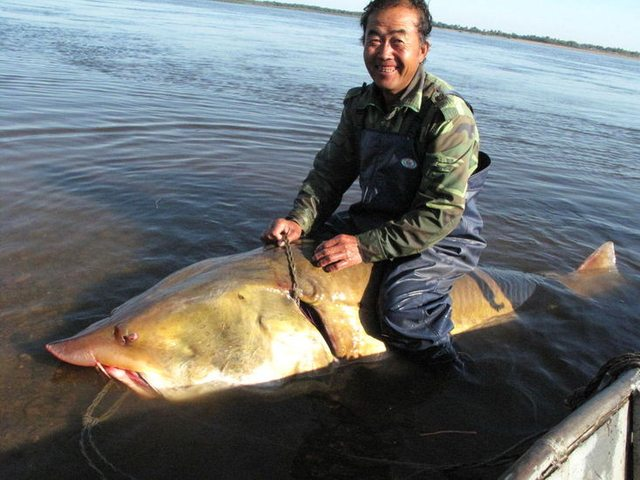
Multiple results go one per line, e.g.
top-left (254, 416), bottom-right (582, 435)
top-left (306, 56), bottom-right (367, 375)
top-left (363, 4), bottom-right (429, 105)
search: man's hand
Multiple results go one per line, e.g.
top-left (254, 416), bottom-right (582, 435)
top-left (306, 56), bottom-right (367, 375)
top-left (312, 234), bottom-right (363, 272)
top-left (261, 218), bottom-right (303, 247)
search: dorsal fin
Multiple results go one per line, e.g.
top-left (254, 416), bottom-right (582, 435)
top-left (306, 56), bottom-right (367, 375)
top-left (576, 242), bottom-right (617, 273)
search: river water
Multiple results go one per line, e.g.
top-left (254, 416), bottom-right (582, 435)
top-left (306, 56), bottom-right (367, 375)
top-left (1, 0), bottom-right (639, 478)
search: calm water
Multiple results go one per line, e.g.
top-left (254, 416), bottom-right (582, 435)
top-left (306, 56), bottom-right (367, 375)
top-left (1, 0), bottom-right (639, 478)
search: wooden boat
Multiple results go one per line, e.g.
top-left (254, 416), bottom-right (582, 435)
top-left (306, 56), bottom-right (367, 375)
top-left (500, 367), bottom-right (640, 479)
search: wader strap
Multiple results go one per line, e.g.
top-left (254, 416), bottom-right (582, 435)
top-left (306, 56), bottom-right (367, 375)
top-left (353, 89), bottom-right (476, 160)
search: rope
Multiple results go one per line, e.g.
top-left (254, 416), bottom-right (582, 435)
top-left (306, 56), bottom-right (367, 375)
top-left (565, 352), bottom-right (640, 410)
top-left (282, 233), bottom-right (302, 306)
top-left (315, 429), bottom-right (546, 479)
top-left (80, 379), bottom-right (135, 479)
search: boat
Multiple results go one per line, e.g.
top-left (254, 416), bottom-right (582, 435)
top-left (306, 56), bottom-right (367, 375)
top-left (500, 365), bottom-right (640, 479)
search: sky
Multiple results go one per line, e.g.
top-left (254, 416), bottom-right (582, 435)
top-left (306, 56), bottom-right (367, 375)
top-left (267, 0), bottom-right (640, 52)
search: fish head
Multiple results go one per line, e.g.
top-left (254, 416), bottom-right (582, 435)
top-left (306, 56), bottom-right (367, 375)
top-left (47, 254), bottom-right (335, 400)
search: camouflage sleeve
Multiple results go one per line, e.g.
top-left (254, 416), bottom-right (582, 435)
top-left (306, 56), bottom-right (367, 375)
top-left (356, 109), bottom-right (479, 262)
top-left (286, 105), bottom-right (359, 234)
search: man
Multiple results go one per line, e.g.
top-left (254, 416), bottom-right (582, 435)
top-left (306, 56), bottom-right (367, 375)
top-left (262, 0), bottom-right (490, 369)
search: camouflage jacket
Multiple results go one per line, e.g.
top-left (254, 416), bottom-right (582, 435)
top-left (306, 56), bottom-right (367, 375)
top-left (287, 68), bottom-right (480, 263)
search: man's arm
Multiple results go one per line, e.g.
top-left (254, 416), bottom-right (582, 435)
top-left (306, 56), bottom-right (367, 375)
top-left (285, 106), bottom-right (360, 234)
top-left (262, 97), bottom-right (359, 245)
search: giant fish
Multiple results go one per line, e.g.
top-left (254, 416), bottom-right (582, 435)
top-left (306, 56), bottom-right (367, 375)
top-left (46, 241), bottom-right (620, 400)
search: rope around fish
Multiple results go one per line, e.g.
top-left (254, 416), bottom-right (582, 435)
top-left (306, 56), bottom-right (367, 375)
top-left (282, 232), bottom-right (302, 306)
top-left (80, 379), bottom-right (135, 479)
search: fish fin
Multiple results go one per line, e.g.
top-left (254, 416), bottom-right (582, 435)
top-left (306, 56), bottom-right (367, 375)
top-left (576, 242), bottom-right (617, 273)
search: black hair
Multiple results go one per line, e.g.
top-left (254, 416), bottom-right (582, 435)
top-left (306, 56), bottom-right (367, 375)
top-left (360, 0), bottom-right (433, 44)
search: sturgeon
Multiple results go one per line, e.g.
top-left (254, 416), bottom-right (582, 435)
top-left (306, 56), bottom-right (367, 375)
top-left (46, 241), bottom-right (620, 400)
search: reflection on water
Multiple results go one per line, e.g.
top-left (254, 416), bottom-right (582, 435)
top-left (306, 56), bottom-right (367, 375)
top-left (1, 0), bottom-right (639, 478)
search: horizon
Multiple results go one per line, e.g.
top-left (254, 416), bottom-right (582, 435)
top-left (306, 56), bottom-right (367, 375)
top-left (256, 0), bottom-right (640, 53)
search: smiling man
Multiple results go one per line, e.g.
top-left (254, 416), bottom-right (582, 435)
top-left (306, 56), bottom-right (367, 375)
top-left (263, 0), bottom-right (490, 370)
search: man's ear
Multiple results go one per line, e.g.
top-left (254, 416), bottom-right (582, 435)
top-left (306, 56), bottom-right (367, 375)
top-left (420, 42), bottom-right (430, 63)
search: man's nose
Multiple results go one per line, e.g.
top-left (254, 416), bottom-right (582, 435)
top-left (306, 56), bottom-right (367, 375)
top-left (377, 40), bottom-right (393, 58)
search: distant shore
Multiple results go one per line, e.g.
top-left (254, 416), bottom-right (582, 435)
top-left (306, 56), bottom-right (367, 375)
top-left (220, 0), bottom-right (640, 60)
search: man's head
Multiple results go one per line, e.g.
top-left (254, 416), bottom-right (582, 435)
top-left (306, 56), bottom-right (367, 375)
top-left (360, 0), bottom-right (433, 45)
top-left (360, 0), bottom-right (432, 105)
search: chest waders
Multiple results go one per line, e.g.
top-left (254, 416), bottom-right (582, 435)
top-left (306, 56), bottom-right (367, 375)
top-left (322, 96), bottom-right (491, 361)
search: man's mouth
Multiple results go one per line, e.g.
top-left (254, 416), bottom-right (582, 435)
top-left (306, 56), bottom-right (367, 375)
top-left (378, 65), bottom-right (397, 73)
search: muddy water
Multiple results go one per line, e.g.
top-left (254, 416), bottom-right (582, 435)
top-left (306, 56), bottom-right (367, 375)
top-left (1, 0), bottom-right (639, 478)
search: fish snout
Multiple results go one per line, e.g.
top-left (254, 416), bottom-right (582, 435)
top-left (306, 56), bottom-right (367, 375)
top-left (46, 321), bottom-right (142, 369)
top-left (46, 337), bottom-right (97, 367)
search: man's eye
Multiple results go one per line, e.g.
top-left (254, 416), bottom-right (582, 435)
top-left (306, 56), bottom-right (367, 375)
top-left (366, 37), bottom-right (381, 47)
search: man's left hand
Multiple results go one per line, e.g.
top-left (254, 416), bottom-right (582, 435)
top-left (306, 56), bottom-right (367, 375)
top-left (312, 234), bottom-right (363, 272)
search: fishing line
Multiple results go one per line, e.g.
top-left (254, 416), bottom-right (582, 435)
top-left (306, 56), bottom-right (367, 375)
top-left (80, 379), bottom-right (135, 479)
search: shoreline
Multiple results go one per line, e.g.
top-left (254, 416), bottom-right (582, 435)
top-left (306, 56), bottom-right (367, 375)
top-left (221, 0), bottom-right (640, 60)
top-left (442, 27), bottom-right (640, 61)
top-left (444, 27), bottom-right (640, 61)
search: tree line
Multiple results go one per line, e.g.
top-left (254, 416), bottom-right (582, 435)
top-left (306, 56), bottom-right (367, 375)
top-left (438, 23), bottom-right (639, 58)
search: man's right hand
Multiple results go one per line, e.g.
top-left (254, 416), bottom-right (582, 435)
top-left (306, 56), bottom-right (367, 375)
top-left (261, 218), bottom-right (303, 247)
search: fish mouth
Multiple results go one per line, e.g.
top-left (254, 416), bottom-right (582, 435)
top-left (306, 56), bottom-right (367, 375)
top-left (97, 363), bottom-right (158, 398)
